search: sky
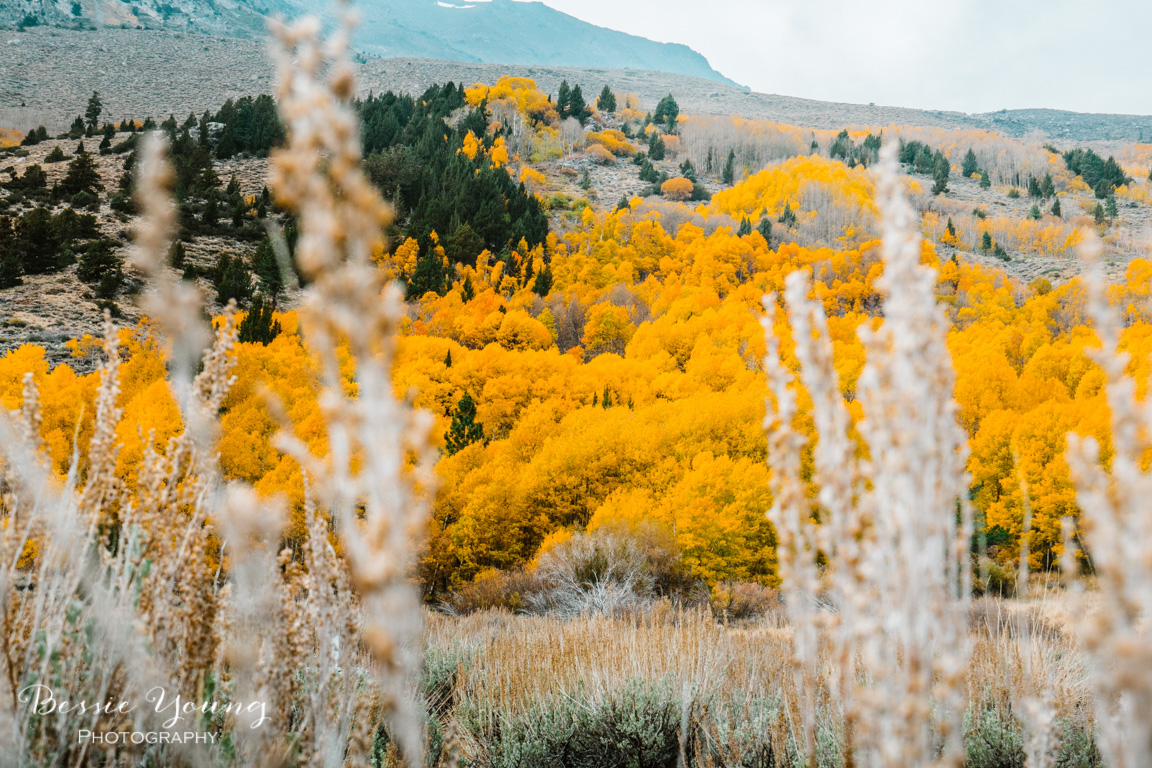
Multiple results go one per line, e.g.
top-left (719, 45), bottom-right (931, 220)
top-left (516, 0), bottom-right (1152, 116)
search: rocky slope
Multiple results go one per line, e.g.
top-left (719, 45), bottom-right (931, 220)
top-left (1, 28), bottom-right (1150, 143)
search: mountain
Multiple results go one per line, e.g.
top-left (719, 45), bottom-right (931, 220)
top-left (0, 0), bottom-right (739, 86)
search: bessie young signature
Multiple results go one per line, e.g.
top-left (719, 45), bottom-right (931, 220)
top-left (18, 684), bottom-right (270, 729)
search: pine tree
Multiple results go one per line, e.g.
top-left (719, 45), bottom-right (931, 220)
top-left (556, 80), bottom-right (571, 118)
top-left (567, 85), bottom-right (589, 123)
top-left (1028, 204), bottom-right (1041, 220)
top-left (722, 149), bottom-right (735, 185)
top-left (213, 255), bottom-right (253, 306)
top-left (444, 349), bottom-right (453, 368)
top-left (653, 94), bottom-right (679, 131)
top-left (962, 148), bottom-right (978, 177)
top-left (979, 171), bottom-right (991, 190)
top-left (679, 159), bottom-right (697, 182)
top-left (778, 203), bottom-right (796, 227)
top-left (981, 231), bottom-right (992, 251)
top-left (1094, 203), bottom-right (1106, 225)
top-left (932, 153), bottom-right (950, 195)
top-left (237, 294), bottom-right (282, 345)
top-left (596, 85), bottom-right (617, 113)
top-left (77, 240), bottom-right (123, 289)
top-left (202, 191), bottom-right (219, 228)
top-left (647, 131), bottom-right (665, 161)
top-left (15, 208), bottom-right (61, 274)
top-left (461, 273), bottom-right (475, 302)
top-left (737, 217), bottom-right (752, 237)
top-left (1051, 198), bottom-right (1062, 218)
top-left (60, 147), bottom-right (103, 197)
top-left (69, 115), bottom-right (86, 139)
top-left (444, 392), bottom-right (484, 455)
top-left (946, 217), bottom-right (956, 238)
top-left (85, 92), bottom-right (102, 131)
top-left (0, 217), bottom-right (21, 288)
top-left (170, 241), bottom-right (187, 269)
top-left (532, 263), bottom-right (553, 297)
top-left (254, 238), bottom-right (283, 297)
top-left (407, 249), bottom-right (447, 298)
top-left (1105, 194), bottom-right (1118, 222)
top-left (757, 217), bottom-right (773, 244)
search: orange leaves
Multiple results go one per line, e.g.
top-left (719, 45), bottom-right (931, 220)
top-left (460, 130), bottom-right (480, 160)
top-left (466, 76), bottom-right (554, 122)
top-left (710, 155), bottom-right (876, 245)
top-left (584, 129), bottom-right (635, 157)
top-left (660, 177), bottom-right (694, 201)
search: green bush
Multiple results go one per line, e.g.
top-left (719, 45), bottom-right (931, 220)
top-left (965, 704), bottom-right (1024, 768)
top-left (460, 679), bottom-right (682, 768)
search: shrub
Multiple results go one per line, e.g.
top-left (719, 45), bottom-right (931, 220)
top-left (660, 177), bottom-right (694, 201)
top-left (459, 679), bottom-right (682, 768)
top-left (45, 146), bottom-right (68, 163)
top-left (710, 581), bottom-right (779, 622)
top-left (586, 144), bottom-right (615, 165)
top-left (444, 568), bottom-right (542, 614)
top-left (526, 531), bottom-right (659, 617)
top-left (965, 704), bottom-right (1025, 768)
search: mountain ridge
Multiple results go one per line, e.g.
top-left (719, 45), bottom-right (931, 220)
top-left (0, 0), bottom-right (739, 86)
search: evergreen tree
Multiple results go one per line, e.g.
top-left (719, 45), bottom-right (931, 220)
top-left (1105, 194), bottom-right (1118, 222)
top-left (962, 148), bottom-right (979, 177)
top-left (647, 131), bottom-right (665, 161)
top-left (1028, 204), bottom-right (1041, 220)
top-left (678, 159), bottom-right (697, 182)
top-left (556, 80), bottom-right (571, 118)
top-left (254, 238), bottom-right (283, 297)
top-left (202, 191), bottom-right (219, 228)
top-left (444, 349), bottom-right (453, 368)
top-left (1051, 198), bottom-right (1062, 218)
top-left (981, 231), bottom-right (993, 251)
top-left (931, 153), bottom-right (950, 195)
top-left (596, 85), bottom-right (617, 113)
top-left (461, 273), bottom-right (475, 302)
top-left (567, 85), bottom-right (589, 123)
top-left (59, 147), bottom-right (103, 197)
top-left (0, 217), bottom-right (21, 288)
top-left (757, 217), bottom-right (773, 244)
top-left (407, 249), bottom-right (447, 298)
top-left (213, 255), bottom-right (253, 306)
top-left (722, 149), bottom-right (735, 185)
top-left (946, 217), bottom-right (956, 238)
top-left (85, 92), bottom-right (103, 131)
top-left (14, 208), bottom-right (61, 274)
top-left (653, 94), bottom-right (679, 131)
top-left (778, 203), bottom-right (796, 227)
top-left (810, 139), bottom-right (819, 155)
top-left (68, 115), bottom-right (86, 139)
top-left (737, 217), bottom-right (752, 237)
top-left (979, 171), bottom-right (992, 189)
top-left (77, 240), bottom-right (123, 293)
top-left (1094, 202), bottom-right (1106, 225)
top-left (444, 392), bottom-right (484, 455)
top-left (532, 263), bottom-right (553, 297)
top-left (237, 294), bottom-right (282, 345)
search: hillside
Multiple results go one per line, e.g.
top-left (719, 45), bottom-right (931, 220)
top-left (2, 28), bottom-right (1151, 144)
top-left (0, 0), bottom-right (736, 85)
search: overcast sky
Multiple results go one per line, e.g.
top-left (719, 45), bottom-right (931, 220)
top-left (525, 0), bottom-right (1152, 115)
